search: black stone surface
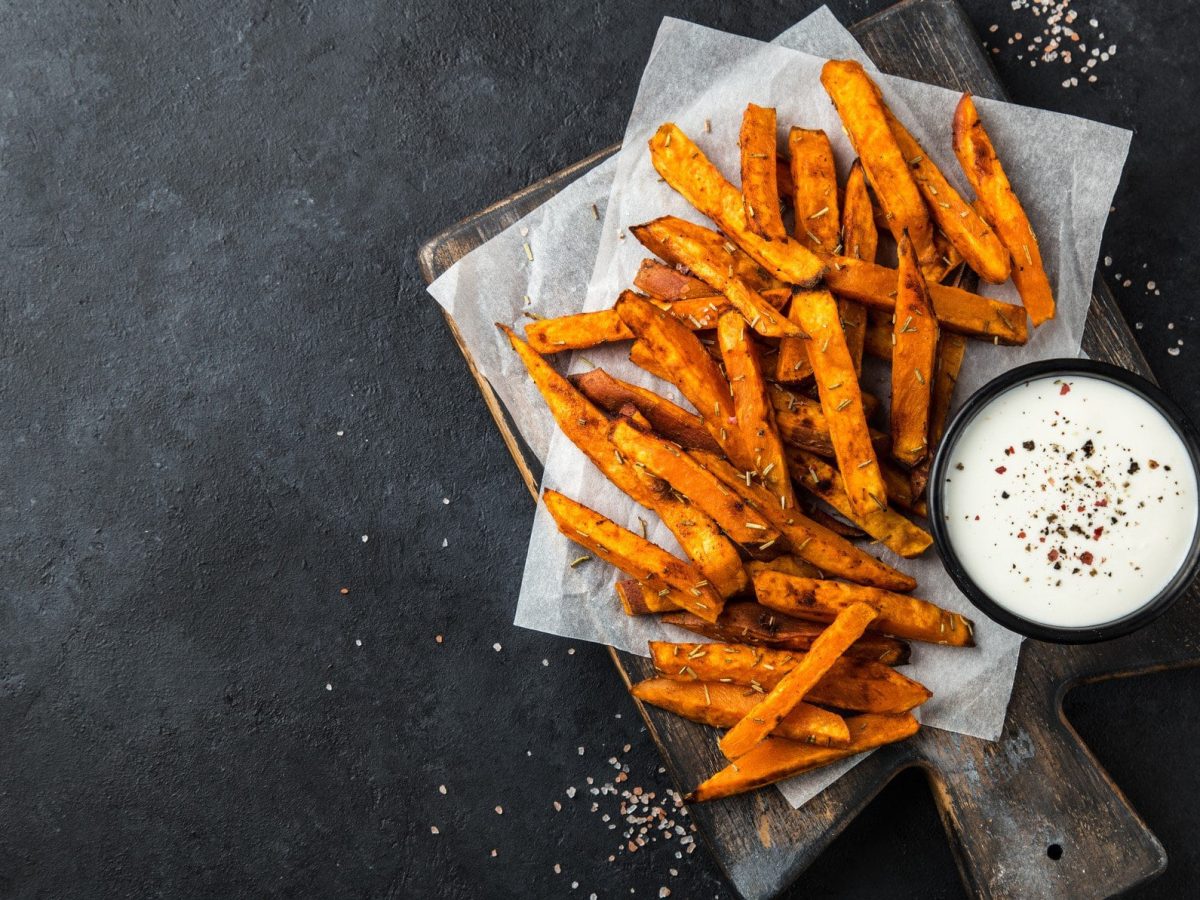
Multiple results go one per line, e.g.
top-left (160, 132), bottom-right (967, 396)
top-left (0, 1), bottom-right (1196, 897)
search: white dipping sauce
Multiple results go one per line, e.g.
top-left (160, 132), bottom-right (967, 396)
top-left (941, 374), bottom-right (1198, 628)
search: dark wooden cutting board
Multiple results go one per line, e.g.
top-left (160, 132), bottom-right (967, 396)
top-left (419, 1), bottom-right (1197, 896)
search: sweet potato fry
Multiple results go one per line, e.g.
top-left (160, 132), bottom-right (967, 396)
top-left (616, 403), bottom-right (653, 432)
top-left (544, 490), bottom-right (725, 623)
top-left (631, 217), bottom-right (801, 338)
top-left (746, 556), bottom-right (822, 580)
top-left (891, 232), bottom-right (940, 467)
top-left (569, 369), bottom-right (721, 454)
top-left (954, 93), bottom-right (1055, 325)
top-left (717, 311), bottom-right (795, 511)
top-left (502, 326), bottom-right (746, 597)
top-left (524, 293), bottom-right (728, 353)
top-left (661, 600), bottom-right (912, 664)
top-left (753, 569), bottom-right (975, 646)
top-left (824, 255), bottom-right (1027, 345)
top-left (688, 713), bottom-right (919, 801)
top-left (614, 292), bottom-right (733, 445)
top-left (740, 104), bottom-right (787, 240)
top-left (820, 60), bottom-right (936, 272)
top-left (609, 419), bottom-right (781, 549)
top-left (863, 309), bottom-right (892, 361)
top-left (841, 159), bottom-right (879, 264)
top-left (692, 451), bottom-right (917, 592)
top-left (649, 124), bottom-right (826, 287)
top-left (720, 602), bottom-right (878, 758)
top-left (774, 336), bottom-right (815, 386)
top-left (788, 288), bottom-right (886, 517)
top-left (881, 459), bottom-right (928, 517)
top-left (881, 107), bottom-right (1010, 284)
top-left (786, 449), bottom-right (932, 558)
top-left (632, 228), bottom-right (786, 299)
top-left (631, 678), bottom-right (850, 747)
top-left (910, 331), bottom-right (967, 496)
top-left (616, 578), bottom-right (673, 616)
top-left (633, 259), bottom-right (721, 301)
top-left (649, 641), bottom-right (931, 713)
top-left (789, 127), bottom-right (840, 250)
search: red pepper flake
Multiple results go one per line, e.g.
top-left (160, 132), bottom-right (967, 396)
top-left (974, 515), bottom-right (981, 521)
top-left (1017, 531), bottom-right (1027, 539)
top-left (1048, 549), bottom-right (1059, 562)
top-left (1004, 446), bottom-right (1015, 456)
top-left (995, 466), bottom-right (1007, 474)
top-left (1060, 383), bottom-right (1071, 395)
top-left (1093, 526), bottom-right (1104, 539)
top-left (1080, 551), bottom-right (1094, 565)
top-left (1095, 498), bottom-right (1108, 507)
top-left (1077, 506), bottom-right (1086, 513)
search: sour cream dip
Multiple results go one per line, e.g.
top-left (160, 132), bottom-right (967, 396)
top-left (933, 369), bottom-right (1199, 634)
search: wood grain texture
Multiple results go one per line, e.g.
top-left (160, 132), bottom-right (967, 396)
top-left (419, 1), bottom-right (1194, 897)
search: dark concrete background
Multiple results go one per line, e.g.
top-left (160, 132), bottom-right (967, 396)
top-left (0, 1), bottom-right (1195, 897)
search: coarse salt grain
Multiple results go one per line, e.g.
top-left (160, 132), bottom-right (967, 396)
top-left (325, 683), bottom-right (332, 691)
top-left (441, 538), bottom-right (448, 548)
top-left (495, 806), bottom-right (504, 815)
top-left (439, 785), bottom-right (447, 795)
top-left (430, 825), bottom-right (439, 834)
top-left (360, 534), bottom-right (368, 543)
top-left (493, 642), bottom-right (501, 651)
top-left (442, 497), bottom-right (450, 504)
top-left (355, 639), bottom-right (362, 647)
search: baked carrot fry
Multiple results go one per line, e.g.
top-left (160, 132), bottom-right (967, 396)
top-left (661, 600), bottom-right (912, 664)
top-left (719, 603), bottom-right (878, 759)
top-left (820, 60), bottom-right (936, 272)
top-left (717, 311), bottom-right (795, 511)
top-left (688, 713), bottom-right (919, 802)
top-left (631, 678), bottom-right (850, 746)
top-left (954, 93), bottom-right (1055, 325)
top-left (786, 448), bottom-right (932, 558)
top-left (649, 641), bottom-right (931, 713)
top-left (525, 293), bottom-right (726, 354)
top-left (609, 419), bottom-right (781, 549)
top-left (891, 232), bottom-right (940, 468)
top-left (544, 490), bottom-right (725, 623)
top-left (692, 451), bottom-right (917, 592)
top-left (881, 106), bottom-right (1010, 284)
top-left (569, 369), bottom-right (722, 454)
top-left (502, 325), bottom-right (746, 597)
top-left (614, 292), bottom-right (734, 445)
top-left (633, 258), bottom-right (722, 301)
top-left (648, 124), bottom-right (826, 287)
top-left (753, 569), bottom-right (976, 646)
top-left (630, 217), bottom-right (801, 338)
top-left (910, 331), bottom-right (968, 496)
top-left (740, 104), bottom-right (787, 240)
top-left (789, 127), bottom-right (840, 250)
top-left (824, 255), bottom-right (1027, 345)
top-left (788, 288), bottom-right (886, 517)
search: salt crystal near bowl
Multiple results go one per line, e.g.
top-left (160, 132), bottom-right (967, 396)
top-left (927, 359), bottom-right (1200, 643)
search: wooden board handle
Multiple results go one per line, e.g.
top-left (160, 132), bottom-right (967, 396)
top-left (917, 676), bottom-right (1165, 899)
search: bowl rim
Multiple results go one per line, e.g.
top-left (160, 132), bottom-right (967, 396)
top-left (926, 357), bottom-right (1200, 644)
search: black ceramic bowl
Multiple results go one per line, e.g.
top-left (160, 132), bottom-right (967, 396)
top-left (927, 358), bottom-right (1200, 643)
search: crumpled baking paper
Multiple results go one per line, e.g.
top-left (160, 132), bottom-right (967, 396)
top-left (427, 7), bottom-right (1131, 807)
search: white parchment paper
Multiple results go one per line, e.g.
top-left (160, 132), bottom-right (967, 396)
top-left (427, 8), bottom-right (1131, 808)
